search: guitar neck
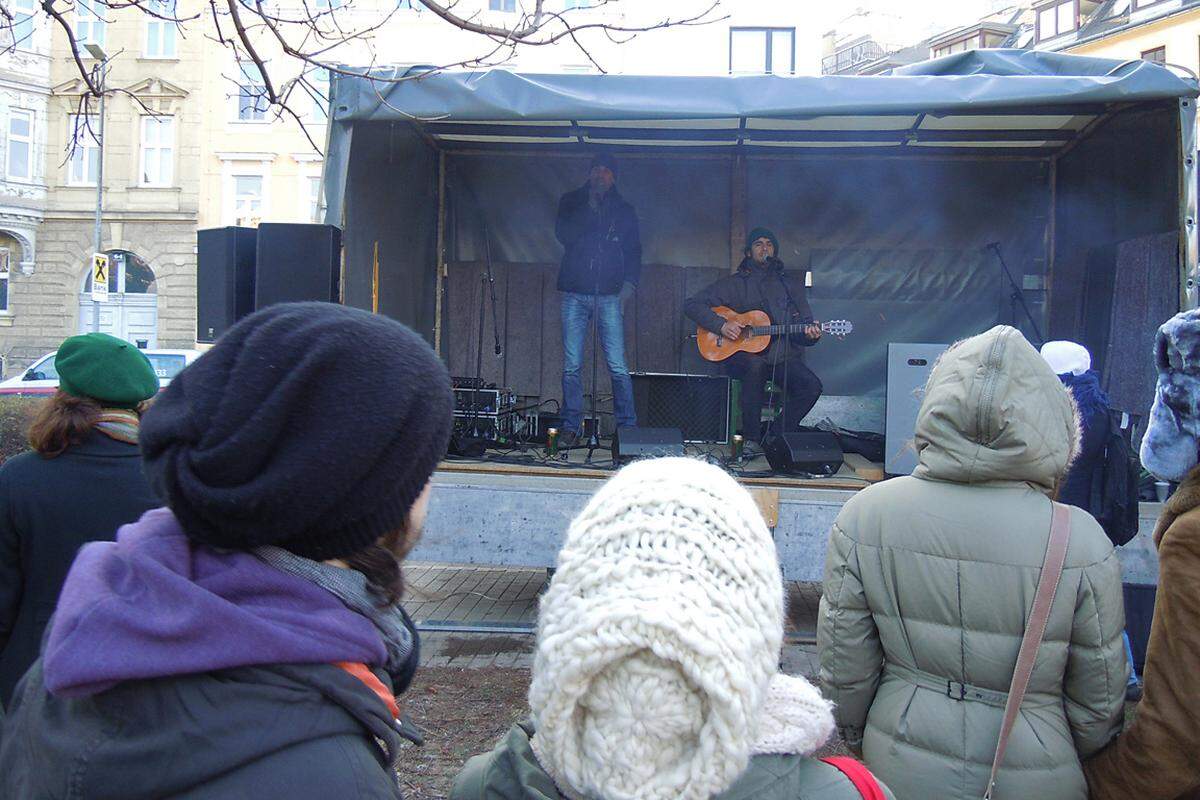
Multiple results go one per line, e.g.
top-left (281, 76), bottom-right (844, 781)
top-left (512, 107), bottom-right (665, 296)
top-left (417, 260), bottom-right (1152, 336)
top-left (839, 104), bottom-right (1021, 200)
top-left (749, 323), bottom-right (814, 337)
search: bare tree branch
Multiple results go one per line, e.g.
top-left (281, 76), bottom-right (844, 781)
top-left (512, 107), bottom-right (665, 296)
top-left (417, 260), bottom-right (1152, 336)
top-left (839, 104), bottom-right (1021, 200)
top-left (5, 0), bottom-right (726, 158)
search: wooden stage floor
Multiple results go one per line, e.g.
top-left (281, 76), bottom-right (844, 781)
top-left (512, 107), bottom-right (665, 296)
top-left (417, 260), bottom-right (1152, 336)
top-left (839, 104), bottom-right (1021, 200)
top-left (439, 441), bottom-right (884, 491)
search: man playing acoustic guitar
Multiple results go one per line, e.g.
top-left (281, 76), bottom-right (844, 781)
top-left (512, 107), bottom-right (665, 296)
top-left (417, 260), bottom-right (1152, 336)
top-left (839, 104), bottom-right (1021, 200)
top-left (684, 227), bottom-right (822, 454)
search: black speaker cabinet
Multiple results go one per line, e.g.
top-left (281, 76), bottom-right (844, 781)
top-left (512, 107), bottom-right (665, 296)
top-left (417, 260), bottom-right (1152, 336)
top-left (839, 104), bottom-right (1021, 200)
top-left (762, 431), bottom-right (844, 476)
top-left (196, 226), bottom-right (257, 343)
top-left (631, 372), bottom-right (731, 444)
top-left (612, 426), bottom-right (685, 464)
top-left (254, 223), bottom-right (342, 308)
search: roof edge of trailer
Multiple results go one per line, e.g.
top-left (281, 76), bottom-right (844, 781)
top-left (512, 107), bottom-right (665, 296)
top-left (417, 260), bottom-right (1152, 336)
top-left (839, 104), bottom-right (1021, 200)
top-left (330, 49), bottom-right (1198, 126)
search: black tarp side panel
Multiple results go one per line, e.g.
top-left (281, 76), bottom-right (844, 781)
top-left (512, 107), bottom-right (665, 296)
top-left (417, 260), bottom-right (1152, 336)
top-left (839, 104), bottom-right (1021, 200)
top-left (1051, 104), bottom-right (1180, 391)
top-left (342, 122), bottom-right (439, 342)
top-left (448, 155), bottom-right (731, 267)
top-left (432, 154), bottom-right (1048, 396)
top-left (746, 158), bottom-right (1049, 395)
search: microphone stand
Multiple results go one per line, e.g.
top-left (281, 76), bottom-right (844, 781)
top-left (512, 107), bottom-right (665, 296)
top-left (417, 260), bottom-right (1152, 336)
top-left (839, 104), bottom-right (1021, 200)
top-left (584, 215), bottom-right (609, 464)
top-left (776, 264), bottom-right (808, 441)
top-left (988, 242), bottom-right (1044, 347)
top-left (470, 224), bottom-right (503, 443)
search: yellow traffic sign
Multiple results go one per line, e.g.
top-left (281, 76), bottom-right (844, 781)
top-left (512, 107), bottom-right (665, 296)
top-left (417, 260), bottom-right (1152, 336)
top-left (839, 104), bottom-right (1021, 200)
top-left (91, 253), bottom-right (109, 302)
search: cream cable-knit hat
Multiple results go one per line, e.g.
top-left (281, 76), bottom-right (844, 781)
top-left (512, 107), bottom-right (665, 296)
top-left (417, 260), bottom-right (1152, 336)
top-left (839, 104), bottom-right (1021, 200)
top-left (528, 457), bottom-right (833, 800)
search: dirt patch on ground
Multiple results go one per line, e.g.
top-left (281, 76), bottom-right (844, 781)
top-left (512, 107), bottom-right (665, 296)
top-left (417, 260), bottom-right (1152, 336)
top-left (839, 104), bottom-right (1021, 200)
top-left (440, 635), bottom-right (535, 660)
top-left (396, 665), bottom-right (849, 799)
top-left (397, 666), bottom-right (530, 799)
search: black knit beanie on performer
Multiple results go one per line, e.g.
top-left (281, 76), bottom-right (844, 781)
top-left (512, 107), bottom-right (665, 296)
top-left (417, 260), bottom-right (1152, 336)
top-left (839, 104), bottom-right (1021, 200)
top-left (140, 302), bottom-right (453, 561)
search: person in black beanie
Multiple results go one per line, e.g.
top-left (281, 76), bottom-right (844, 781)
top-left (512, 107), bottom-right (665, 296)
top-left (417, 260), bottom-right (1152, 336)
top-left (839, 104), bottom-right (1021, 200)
top-left (0, 302), bottom-right (453, 800)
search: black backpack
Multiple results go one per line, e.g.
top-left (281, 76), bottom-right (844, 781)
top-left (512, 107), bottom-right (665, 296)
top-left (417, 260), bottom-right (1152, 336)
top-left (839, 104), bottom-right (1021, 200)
top-left (1089, 412), bottom-right (1141, 547)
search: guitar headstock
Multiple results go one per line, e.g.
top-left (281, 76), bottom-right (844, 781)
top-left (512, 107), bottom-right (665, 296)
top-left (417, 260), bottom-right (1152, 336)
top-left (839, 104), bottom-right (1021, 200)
top-left (821, 319), bottom-right (854, 338)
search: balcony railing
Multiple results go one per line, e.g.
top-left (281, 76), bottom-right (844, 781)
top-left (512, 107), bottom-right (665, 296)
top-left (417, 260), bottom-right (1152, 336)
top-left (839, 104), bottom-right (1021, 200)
top-left (821, 40), bottom-right (889, 75)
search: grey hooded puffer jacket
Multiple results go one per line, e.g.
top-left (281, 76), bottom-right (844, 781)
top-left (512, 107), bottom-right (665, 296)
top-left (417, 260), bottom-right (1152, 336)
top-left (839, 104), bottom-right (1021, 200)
top-left (817, 325), bottom-right (1128, 800)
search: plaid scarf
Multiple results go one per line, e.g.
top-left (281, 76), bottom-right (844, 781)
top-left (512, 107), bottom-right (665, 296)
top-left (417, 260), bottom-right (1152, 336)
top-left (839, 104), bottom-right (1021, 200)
top-left (95, 409), bottom-right (140, 445)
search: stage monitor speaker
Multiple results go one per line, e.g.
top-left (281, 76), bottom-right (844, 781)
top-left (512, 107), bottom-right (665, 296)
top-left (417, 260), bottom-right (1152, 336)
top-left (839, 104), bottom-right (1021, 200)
top-left (254, 223), bottom-right (341, 308)
top-left (196, 226), bottom-right (257, 342)
top-left (762, 431), bottom-right (844, 476)
top-left (885, 343), bottom-right (949, 475)
top-left (631, 372), bottom-right (731, 444)
top-left (612, 426), bottom-right (685, 464)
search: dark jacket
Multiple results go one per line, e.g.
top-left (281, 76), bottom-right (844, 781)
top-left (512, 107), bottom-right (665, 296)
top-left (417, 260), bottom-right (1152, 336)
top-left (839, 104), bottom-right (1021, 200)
top-left (0, 508), bottom-right (405, 799)
top-left (452, 721), bottom-right (895, 800)
top-left (0, 432), bottom-right (158, 708)
top-left (1057, 372), bottom-right (1111, 515)
top-left (684, 257), bottom-right (816, 362)
top-left (555, 184), bottom-right (641, 295)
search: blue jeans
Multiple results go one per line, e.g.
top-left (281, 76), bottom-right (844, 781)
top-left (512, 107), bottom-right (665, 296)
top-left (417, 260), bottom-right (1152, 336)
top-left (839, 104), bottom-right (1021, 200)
top-left (561, 291), bottom-right (636, 433)
top-left (1123, 630), bottom-right (1141, 686)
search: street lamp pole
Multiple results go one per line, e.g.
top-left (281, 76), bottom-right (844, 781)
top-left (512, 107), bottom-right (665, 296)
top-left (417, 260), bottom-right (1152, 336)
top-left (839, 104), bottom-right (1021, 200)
top-left (85, 44), bottom-right (108, 333)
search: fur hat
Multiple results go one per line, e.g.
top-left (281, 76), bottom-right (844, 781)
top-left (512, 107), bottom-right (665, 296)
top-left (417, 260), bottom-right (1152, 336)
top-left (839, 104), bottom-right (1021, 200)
top-left (528, 457), bottom-right (834, 800)
top-left (1141, 309), bottom-right (1200, 481)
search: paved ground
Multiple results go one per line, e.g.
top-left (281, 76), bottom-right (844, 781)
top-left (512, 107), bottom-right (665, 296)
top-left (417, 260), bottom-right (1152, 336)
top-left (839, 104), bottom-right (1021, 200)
top-left (404, 561), bottom-right (824, 676)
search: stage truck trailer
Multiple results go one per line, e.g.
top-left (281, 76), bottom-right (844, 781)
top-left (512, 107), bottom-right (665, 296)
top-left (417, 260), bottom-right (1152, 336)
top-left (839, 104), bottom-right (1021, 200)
top-left (322, 50), bottom-right (1197, 584)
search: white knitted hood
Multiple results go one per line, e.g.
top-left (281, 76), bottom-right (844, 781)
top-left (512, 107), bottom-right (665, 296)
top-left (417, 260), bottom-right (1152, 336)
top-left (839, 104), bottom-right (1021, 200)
top-left (528, 458), bottom-right (834, 800)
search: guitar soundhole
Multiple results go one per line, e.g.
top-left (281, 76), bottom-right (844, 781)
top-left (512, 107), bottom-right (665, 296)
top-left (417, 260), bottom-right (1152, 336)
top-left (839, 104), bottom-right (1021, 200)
top-left (907, 358), bottom-right (928, 366)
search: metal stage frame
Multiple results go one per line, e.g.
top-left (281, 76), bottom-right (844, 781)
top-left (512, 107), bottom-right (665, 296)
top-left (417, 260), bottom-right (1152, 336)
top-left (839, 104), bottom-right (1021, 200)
top-left (413, 460), bottom-right (1165, 585)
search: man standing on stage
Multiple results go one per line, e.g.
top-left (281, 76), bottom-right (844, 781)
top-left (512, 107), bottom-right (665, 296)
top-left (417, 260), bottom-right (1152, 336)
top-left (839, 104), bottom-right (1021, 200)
top-left (685, 227), bottom-right (822, 455)
top-left (554, 153), bottom-right (641, 447)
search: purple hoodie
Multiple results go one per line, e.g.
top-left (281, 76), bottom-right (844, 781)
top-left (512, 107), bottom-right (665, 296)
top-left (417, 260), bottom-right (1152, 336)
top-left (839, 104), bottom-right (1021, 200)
top-left (42, 507), bottom-right (386, 697)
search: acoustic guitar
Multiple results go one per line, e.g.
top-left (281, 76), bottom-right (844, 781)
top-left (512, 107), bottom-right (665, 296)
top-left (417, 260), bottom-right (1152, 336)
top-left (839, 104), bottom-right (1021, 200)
top-left (697, 306), bottom-right (854, 362)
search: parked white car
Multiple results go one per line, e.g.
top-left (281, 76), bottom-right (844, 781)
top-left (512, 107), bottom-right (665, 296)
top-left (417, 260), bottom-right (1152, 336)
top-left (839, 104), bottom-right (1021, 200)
top-left (0, 349), bottom-right (203, 397)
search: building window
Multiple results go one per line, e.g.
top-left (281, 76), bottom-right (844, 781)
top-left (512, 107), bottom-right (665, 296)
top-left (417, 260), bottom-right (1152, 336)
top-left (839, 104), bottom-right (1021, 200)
top-left (0, 249), bottom-right (9, 312)
top-left (489, 0), bottom-right (516, 11)
top-left (1035, 1), bottom-right (1076, 41)
top-left (729, 27), bottom-right (795, 75)
top-left (1134, 0), bottom-right (1167, 7)
top-left (144, 0), bottom-right (177, 57)
top-left (1142, 46), bottom-right (1166, 63)
top-left (236, 62), bottom-right (269, 121)
top-left (6, 109), bottom-right (32, 182)
top-left (933, 35), bottom-right (982, 58)
top-left (67, 114), bottom-right (100, 186)
top-left (140, 116), bottom-right (174, 186)
top-left (310, 67), bottom-right (329, 121)
top-left (233, 175), bottom-right (263, 226)
top-left (308, 175), bottom-right (322, 222)
top-left (75, 0), bottom-right (107, 48)
top-left (11, 0), bottom-right (35, 49)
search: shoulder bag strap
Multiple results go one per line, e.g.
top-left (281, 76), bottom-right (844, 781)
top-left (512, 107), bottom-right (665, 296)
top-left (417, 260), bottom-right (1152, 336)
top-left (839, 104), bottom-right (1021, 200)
top-left (982, 502), bottom-right (1072, 800)
top-left (819, 756), bottom-right (889, 800)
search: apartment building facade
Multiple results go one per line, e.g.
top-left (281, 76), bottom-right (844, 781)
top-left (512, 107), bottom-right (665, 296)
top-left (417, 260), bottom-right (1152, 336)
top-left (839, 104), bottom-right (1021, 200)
top-left (0, 0), bottom-right (202, 373)
top-left (0, 1), bottom-right (51, 373)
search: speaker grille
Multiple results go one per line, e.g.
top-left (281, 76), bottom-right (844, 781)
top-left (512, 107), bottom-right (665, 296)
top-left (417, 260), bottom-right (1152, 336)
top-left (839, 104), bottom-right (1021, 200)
top-left (631, 373), bottom-right (730, 444)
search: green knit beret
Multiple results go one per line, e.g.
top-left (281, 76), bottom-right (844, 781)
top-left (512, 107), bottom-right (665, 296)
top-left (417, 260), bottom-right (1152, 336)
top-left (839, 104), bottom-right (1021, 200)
top-left (55, 333), bottom-right (159, 408)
